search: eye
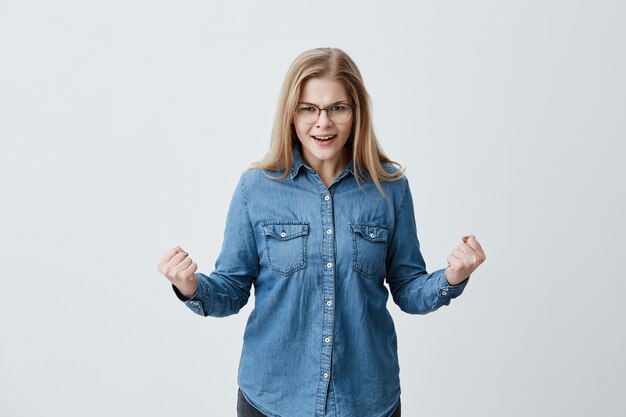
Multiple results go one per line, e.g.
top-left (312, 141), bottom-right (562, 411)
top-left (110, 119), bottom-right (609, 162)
top-left (330, 104), bottom-right (347, 111)
top-left (299, 106), bottom-right (317, 112)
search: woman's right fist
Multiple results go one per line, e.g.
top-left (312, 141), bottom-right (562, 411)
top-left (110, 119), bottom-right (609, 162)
top-left (157, 246), bottom-right (199, 298)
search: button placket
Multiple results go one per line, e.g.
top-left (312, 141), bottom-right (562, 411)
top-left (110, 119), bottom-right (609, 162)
top-left (315, 187), bottom-right (336, 415)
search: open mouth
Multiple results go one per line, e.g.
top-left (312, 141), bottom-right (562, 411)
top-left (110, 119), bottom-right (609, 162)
top-left (311, 135), bottom-right (336, 142)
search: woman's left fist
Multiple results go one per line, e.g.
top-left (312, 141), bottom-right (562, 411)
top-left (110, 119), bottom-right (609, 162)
top-left (445, 234), bottom-right (486, 285)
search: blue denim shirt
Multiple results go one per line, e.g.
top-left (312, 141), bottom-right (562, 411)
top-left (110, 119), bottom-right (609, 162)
top-left (174, 146), bottom-right (468, 417)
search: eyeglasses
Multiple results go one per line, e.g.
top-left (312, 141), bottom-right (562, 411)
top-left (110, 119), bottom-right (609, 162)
top-left (295, 102), bottom-right (354, 124)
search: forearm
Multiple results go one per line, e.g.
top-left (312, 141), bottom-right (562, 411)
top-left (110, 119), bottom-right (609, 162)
top-left (390, 268), bottom-right (468, 314)
top-left (173, 272), bottom-right (252, 318)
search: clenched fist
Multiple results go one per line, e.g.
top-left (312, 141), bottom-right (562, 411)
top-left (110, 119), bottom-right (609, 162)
top-left (157, 246), bottom-right (199, 298)
top-left (444, 235), bottom-right (486, 286)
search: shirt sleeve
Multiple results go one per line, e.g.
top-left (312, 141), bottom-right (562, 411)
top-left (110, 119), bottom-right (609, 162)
top-left (385, 177), bottom-right (468, 314)
top-left (172, 173), bottom-right (259, 317)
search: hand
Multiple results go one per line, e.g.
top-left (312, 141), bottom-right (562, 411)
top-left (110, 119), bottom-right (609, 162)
top-left (445, 234), bottom-right (486, 286)
top-left (157, 246), bottom-right (199, 298)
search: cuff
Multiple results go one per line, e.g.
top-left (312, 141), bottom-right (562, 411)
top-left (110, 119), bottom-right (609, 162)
top-left (444, 274), bottom-right (470, 289)
top-left (171, 273), bottom-right (206, 316)
top-left (434, 269), bottom-right (469, 308)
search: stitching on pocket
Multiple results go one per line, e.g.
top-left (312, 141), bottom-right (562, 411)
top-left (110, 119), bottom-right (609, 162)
top-left (262, 222), bottom-right (309, 276)
top-left (350, 223), bottom-right (388, 278)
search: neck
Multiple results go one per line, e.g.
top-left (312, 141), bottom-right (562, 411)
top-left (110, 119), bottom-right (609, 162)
top-left (303, 148), bottom-right (350, 188)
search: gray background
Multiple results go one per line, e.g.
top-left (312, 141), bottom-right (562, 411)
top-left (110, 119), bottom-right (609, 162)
top-left (1, 0), bottom-right (624, 416)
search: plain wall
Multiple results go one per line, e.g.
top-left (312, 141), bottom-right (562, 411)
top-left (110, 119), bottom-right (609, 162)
top-left (1, 0), bottom-right (624, 416)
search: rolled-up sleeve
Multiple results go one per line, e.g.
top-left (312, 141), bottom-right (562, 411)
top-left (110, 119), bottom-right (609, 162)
top-left (172, 173), bottom-right (259, 317)
top-left (385, 178), bottom-right (468, 314)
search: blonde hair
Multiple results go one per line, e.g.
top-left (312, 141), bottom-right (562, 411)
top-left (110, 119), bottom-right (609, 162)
top-left (251, 47), bottom-right (404, 197)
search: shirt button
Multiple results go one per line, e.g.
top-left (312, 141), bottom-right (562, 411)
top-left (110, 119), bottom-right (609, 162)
top-left (324, 337), bottom-right (331, 343)
top-left (326, 262), bottom-right (333, 268)
top-left (326, 300), bottom-right (333, 307)
top-left (326, 228), bottom-right (333, 235)
top-left (280, 231), bottom-right (286, 237)
top-left (323, 373), bottom-right (329, 379)
top-left (442, 291), bottom-right (448, 296)
top-left (369, 232), bottom-right (375, 238)
top-left (324, 195), bottom-right (330, 201)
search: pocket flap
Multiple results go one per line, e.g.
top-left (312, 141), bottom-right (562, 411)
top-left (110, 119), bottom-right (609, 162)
top-left (350, 224), bottom-right (388, 242)
top-left (262, 223), bottom-right (310, 241)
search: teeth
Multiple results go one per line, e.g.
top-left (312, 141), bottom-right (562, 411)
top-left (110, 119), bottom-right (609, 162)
top-left (313, 135), bottom-right (335, 140)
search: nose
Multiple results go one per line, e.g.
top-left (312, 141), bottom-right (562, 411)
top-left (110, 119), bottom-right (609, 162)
top-left (316, 108), bottom-right (333, 127)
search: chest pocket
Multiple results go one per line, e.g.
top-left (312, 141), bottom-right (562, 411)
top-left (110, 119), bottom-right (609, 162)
top-left (350, 224), bottom-right (388, 278)
top-left (261, 222), bottom-right (309, 277)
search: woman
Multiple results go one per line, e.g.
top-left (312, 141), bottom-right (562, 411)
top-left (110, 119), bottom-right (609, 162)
top-left (157, 47), bottom-right (486, 417)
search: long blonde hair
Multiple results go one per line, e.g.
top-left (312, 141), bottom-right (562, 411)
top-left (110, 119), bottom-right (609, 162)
top-left (251, 47), bottom-right (404, 197)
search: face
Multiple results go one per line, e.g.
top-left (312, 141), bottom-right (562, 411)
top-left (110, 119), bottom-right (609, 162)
top-left (293, 77), bottom-right (353, 168)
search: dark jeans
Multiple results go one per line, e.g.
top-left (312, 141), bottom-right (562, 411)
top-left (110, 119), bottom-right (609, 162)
top-left (237, 388), bottom-right (401, 417)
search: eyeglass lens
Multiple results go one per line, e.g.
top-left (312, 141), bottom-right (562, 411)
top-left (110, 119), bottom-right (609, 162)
top-left (296, 104), bottom-right (352, 124)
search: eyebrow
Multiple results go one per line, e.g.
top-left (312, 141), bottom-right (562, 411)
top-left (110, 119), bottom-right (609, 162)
top-left (297, 101), bottom-right (352, 106)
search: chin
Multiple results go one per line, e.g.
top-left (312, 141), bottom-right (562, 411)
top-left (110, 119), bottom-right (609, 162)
top-left (306, 146), bottom-right (342, 161)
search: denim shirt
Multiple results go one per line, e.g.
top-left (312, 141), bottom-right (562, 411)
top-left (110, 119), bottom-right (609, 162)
top-left (174, 146), bottom-right (468, 417)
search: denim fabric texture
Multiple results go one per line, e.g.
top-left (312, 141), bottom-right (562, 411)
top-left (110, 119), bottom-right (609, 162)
top-left (174, 145), bottom-right (468, 417)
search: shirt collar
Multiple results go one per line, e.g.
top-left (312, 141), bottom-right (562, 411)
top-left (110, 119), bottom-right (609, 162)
top-left (289, 144), bottom-right (365, 182)
top-left (289, 144), bottom-right (308, 179)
